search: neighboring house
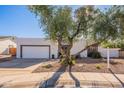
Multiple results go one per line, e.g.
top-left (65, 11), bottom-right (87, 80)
top-left (16, 38), bottom-right (87, 59)
top-left (0, 36), bottom-right (16, 55)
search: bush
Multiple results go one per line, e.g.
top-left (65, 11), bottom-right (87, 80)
top-left (88, 52), bottom-right (93, 57)
top-left (88, 51), bottom-right (102, 59)
top-left (96, 64), bottom-right (101, 69)
top-left (42, 64), bottom-right (53, 69)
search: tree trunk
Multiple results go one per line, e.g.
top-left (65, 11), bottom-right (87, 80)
top-left (58, 42), bottom-right (61, 58)
top-left (57, 36), bottom-right (62, 59)
top-left (65, 45), bottom-right (72, 64)
top-left (60, 39), bottom-right (73, 66)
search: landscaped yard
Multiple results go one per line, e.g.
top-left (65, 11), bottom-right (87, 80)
top-left (33, 58), bottom-right (124, 74)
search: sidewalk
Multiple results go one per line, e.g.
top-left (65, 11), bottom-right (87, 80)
top-left (0, 71), bottom-right (124, 88)
top-left (55, 72), bottom-right (124, 88)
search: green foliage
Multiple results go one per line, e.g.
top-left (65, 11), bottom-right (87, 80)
top-left (28, 5), bottom-right (124, 45)
top-left (88, 51), bottom-right (102, 58)
top-left (42, 64), bottom-right (53, 69)
top-left (29, 6), bottom-right (74, 42)
top-left (101, 40), bottom-right (124, 49)
top-left (108, 6), bottom-right (124, 37)
top-left (28, 5), bottom-right (104, 44)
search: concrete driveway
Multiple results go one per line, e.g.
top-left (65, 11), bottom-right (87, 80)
top-left (0, 59), bottom-right (58, 88)
top-left (0, 59), bottom-right (49, 72)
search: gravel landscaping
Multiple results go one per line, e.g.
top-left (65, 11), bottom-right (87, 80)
top-left (32, 58), bottom-right (124, 74)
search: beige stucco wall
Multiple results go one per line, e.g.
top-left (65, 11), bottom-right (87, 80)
top-left (16, 38), bottom-right (58, 58)
top-left (71, 38), bottom-right (87, 55)
top-left (16, 38), bottom-right (87, 58)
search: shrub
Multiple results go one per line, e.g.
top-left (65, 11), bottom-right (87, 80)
top-left (42, 64), bottom-right (53, 69)
top-left (88, 51), bottom-right (102, 59)
top-left (88, 52), bottom-right (93, 57)
top-left (96, 64), bottom-right (101, 69)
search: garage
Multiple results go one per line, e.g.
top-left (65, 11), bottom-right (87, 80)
top-left (20, 45), bottom-right (50, 59)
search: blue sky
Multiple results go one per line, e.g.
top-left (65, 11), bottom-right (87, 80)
top-left (0, 5), bottom-right (111, 38)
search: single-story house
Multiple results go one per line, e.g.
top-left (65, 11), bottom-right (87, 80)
top-left (0, 36), bottom-right (123, 59)
top-left (0, 36), bottom-right (16, 55)
top-left (16, 38), bottom-right (87, 59)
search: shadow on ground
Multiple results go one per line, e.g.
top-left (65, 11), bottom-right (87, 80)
top-left (39, 65), bottom-right (67, 88)
top-left (69, 66), bottom-right (81, 88)
top-left (39, 64), bottom-right (81, 88)
top-left (109, 68), bottom-right (124, 87)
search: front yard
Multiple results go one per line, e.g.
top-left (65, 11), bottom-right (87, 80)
top-left (33, 58), bottom-right (124, 74)
top-left (0, 58), bottom-right (124, 88)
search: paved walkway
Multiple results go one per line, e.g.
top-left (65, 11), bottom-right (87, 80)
top-left (0, 71), bottom-right (124, 88)
top-left (55, 72), bottom-right (124, 88)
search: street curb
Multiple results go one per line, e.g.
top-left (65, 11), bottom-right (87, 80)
top-left (55, 80), bottom-right (123, 88)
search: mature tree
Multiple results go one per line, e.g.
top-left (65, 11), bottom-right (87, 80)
top-left (28, 5), bottom-right (96, 65)
top-left (28, 5), bottom-right (123, 66)
top-left (28, 6), bottom-right (73, 59)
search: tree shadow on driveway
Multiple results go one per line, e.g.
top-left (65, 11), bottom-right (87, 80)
top-left (109, 68), bottom-right (124, 87)
top-left (39, 65), bottom-right (67, 88)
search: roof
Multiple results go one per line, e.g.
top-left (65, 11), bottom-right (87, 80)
top-left (0, 36), bottom-right (16, 41)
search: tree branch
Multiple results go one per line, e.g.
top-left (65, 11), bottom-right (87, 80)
top-left (71, 21), bottom-right (81, 39)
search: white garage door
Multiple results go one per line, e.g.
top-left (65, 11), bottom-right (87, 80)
top-left (22, 46), bottom-right (50, 58)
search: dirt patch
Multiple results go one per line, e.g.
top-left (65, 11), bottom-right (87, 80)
top-left (32, 62), bottom-right (62, 73)
top-left (33, 58), bottom-right (124, 74)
